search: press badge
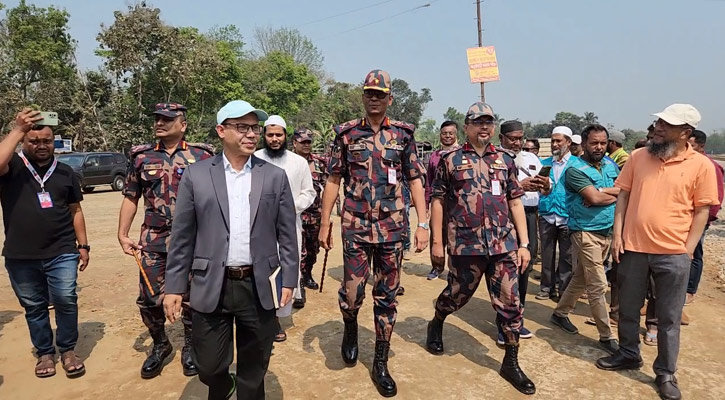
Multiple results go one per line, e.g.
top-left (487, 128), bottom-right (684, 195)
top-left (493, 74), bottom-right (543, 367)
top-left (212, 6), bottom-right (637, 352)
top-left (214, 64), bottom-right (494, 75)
top-left (491, 180), bottom-right (502, 196)
top-left (38, 192), bottom-right (54, 208)
top-left (388, 168), bottom-right (397, 185)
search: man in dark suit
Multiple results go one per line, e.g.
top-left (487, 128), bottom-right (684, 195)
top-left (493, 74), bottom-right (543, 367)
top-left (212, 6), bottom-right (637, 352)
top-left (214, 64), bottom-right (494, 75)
top-left (164, 100), bottom-right (298, 400)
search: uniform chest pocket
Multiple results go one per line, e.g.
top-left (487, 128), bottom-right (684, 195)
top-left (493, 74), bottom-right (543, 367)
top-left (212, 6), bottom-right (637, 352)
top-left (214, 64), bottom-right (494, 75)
top-left (382, 148), bottom-right (402, 164)
top-left (346, 146), bottom-right (371, 178)
top-left (453, 168), bottom-right (474, 181)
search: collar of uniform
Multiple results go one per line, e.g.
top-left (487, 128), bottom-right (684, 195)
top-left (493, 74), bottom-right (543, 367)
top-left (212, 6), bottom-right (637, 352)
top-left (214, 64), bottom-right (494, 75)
top-left (360, 116), bottom-right (391, 129)
top-left (154, 139), bottom-right (188, 152)
top-left (462, 141), bottom-right (497, 155)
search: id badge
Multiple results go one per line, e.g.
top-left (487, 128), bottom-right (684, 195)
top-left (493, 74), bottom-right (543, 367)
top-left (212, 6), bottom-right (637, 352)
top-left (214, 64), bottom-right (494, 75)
top-left (38, 192), bottom-right (54, 209)
top-left (491, 180), bottom-right (502, 196)
top-left (388, 168), bottom-right (397, 185)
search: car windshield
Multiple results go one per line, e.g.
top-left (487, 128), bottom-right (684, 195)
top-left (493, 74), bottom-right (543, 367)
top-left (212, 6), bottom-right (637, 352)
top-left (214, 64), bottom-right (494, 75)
top-left (57, 155), bottom-right (85, 167)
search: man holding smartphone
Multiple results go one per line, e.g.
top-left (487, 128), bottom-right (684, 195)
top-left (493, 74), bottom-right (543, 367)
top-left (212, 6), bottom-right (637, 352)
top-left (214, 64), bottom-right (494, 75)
top-left (0, 109), bottom-right (89, 378)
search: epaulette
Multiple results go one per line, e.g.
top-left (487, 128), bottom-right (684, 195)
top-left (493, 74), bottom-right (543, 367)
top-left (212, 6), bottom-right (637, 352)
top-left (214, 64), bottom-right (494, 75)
top-left (188, 142), bottom-right (215, 155)
top-left (129, 143), bottom-right (154, 157)
top-left (333, 118), bottom-right (362, 135)
top-left (439, 147), bottom-right (459, 159)
top-left (389, 119), bottom-right (415, 133)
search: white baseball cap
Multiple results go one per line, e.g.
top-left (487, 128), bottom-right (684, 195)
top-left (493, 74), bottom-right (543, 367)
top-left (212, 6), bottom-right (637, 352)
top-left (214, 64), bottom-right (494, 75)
top-left (264, 115), bottom-right (287, 129)
top-left (552, 126), bottom-right (573, 138)
top-left (571, 134), bottom-right (582, 145)
top-left (652, 104), bottom-right (701, 128)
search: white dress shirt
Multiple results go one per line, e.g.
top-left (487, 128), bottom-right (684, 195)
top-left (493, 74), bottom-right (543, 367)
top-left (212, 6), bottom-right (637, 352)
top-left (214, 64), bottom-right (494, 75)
top-left (514, 150), bottom-right (543, 208)
top-left (223, 153), bottom-right (253, 266)
top-left (543, 151), bottom-right (571, 226)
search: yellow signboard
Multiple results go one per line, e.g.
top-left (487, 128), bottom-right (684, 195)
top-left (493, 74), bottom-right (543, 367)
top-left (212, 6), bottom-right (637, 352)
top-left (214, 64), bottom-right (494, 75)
top-left (466, 46), bottom-right (500, 83)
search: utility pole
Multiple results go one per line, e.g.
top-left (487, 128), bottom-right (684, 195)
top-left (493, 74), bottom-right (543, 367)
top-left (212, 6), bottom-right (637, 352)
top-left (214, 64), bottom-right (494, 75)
top-left (476, 0), bottom-right (485, 102)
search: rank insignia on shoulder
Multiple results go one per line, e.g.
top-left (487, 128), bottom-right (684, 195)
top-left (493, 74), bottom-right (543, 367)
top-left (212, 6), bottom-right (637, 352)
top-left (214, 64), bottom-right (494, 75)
top-left (349, 143), bottom-right (367, 151)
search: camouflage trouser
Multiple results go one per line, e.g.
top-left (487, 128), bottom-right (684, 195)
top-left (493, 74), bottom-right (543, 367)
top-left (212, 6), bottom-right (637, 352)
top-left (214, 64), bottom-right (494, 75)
top-left (339, 239), bottom-right (403, 342)
top-left (301, 223), bottom-right (321, 277)
top-left (137, 251), bottom-right (192, 339)
top-left (435, 252), bottom-right (522, 344)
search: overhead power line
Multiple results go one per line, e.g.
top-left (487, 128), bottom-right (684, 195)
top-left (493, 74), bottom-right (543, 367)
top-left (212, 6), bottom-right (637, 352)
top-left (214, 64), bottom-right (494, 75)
top-left (299, 0), bottom-right (399, 26)
top-left (318, 1), bottom-right (436, 40)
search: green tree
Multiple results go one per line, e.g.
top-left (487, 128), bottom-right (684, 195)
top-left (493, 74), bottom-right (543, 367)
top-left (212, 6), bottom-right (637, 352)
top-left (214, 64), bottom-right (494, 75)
top-left (415, 118), bottom-right (439, 148)
top-left (252, 26), bottom-right (325, 79)
top-left (386, 79), bottom-right (432, 127)
top-left (443, 107), bottom-right (466, 144)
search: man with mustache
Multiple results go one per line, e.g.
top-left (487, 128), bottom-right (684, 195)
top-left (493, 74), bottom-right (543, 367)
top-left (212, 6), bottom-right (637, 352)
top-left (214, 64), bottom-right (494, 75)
top-left (318, 69), bottom-right (428, 397)
top-left (597, 104), bottom-right (719, 400)
top-left (426, 102), bottom-right (535, 395)
top-left (118, 103), bottom-right (214, 379)
top-left (0, 109), bottom-right (90, 378)
top-left (550, 124), bottom-right (620, 355)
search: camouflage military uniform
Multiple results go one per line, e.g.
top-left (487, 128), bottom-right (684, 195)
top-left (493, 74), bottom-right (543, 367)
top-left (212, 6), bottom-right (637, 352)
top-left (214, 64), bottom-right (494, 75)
top-left (300, 153), bottom-right (328, 280)
top-left (431, 141), bottom-right (526, 344)
top-left (328, 115), bottom-right (425, 342)
top-left (123, 138), bottom-right (213, 337)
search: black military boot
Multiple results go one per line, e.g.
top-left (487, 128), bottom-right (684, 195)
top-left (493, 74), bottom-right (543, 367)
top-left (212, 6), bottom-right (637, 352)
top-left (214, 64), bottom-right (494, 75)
top-left (181, 330), bottom-right (198, 377)
top-left (371, 340), bottom-right (397, 397)
top-left (141, 331), bottom-right (173, 379)
top-left (499, 344), bottom-right (536, 395)
top-left (302, 272), bottom-right (319, 290)
top-left (341, 315), bottom-right (358, 365)
top-left (426, 317), bottom-right (444, 355)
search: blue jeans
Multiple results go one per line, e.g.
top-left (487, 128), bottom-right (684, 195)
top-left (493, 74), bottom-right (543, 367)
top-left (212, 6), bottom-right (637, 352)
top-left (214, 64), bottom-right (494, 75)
top-left (5, 253), bottom-right (80, 356)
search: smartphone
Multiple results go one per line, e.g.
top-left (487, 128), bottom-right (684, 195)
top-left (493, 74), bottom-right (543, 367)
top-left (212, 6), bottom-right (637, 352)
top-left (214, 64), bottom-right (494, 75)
top-left (538, 165), bottom-right (552, 177)
top-left (37, 111), bottom-right (59, 126)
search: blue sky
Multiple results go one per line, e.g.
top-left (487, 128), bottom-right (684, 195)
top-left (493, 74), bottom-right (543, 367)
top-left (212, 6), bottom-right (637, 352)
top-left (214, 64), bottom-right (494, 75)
top-left (6, 0), bottom-right (725, 132)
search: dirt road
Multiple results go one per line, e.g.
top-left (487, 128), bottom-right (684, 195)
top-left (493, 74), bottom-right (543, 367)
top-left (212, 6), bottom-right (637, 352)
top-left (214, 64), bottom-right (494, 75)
top-left (1, 190), bottom-right (724, 399)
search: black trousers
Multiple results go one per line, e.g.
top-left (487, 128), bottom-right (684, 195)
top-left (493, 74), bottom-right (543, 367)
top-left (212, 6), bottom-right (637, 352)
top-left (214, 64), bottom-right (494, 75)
top-left (192, 276), bottom-right (277, 400)
top-left (538, 217), bottom-right (573, 295)
top-left (521, 207), bottom-right (539, 307)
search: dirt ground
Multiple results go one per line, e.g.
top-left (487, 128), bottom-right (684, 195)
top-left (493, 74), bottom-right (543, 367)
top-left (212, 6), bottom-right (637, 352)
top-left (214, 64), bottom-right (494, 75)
top-left (1, 189), bottom-right (724, 400)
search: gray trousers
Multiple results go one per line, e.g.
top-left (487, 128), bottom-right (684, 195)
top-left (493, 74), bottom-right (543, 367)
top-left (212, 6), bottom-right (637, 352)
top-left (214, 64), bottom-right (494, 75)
top-left (538, 217), bottom-right (572, 294)
top-left (618, 251), bottom-right (690, 376)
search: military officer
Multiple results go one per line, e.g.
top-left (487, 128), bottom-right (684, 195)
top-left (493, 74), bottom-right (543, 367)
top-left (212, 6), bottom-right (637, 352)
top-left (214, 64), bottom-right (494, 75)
top-left (293, 127), bottom-right (327, 290)
top-left (425, 102), bottom-right (536, 395)
top-left (318, 69), bottom-right (428, 397)
top-left (117, 103), bottom-right (214, 379)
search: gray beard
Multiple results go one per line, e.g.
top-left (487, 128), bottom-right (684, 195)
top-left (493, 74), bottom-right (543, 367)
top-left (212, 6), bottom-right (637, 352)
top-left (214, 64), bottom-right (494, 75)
top-left (646, 140), bottom-right (677, 159)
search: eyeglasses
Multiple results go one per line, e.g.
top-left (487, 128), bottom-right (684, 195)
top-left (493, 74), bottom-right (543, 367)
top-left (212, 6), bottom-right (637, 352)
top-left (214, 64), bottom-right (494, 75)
top-left (363, 90), bottom-right (389, 100)
top-left (222, 123), bottom-right (262, 134)
top-left (502, 133), bottom-right (526, 143)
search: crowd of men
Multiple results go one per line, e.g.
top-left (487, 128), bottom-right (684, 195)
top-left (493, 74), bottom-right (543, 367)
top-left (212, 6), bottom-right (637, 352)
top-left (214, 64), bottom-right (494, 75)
top-left (1, 68), bottom-right (723, 400)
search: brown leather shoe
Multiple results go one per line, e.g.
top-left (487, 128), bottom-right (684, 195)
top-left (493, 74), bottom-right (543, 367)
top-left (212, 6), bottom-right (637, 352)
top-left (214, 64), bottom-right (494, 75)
top-left (681, 311), bottom-right (690, 326)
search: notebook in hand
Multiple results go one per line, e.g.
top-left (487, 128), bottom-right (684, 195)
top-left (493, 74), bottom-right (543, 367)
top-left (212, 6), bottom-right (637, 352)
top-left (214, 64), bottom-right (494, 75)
top-left (269, 265), bottom-right (283, 309)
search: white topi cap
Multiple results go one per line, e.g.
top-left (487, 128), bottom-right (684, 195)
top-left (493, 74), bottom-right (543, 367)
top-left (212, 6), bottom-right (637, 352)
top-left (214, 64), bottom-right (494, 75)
top-left (552, 126), bottom-right (573, 138)
top-left (264, 115), bottom-right (287, 129)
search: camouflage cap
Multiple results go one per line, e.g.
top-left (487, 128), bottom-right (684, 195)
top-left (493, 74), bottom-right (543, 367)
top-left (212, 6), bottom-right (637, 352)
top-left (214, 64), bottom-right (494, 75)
top-left (293, 128), bottom-right (314, 142)
top-left (151, 103), bottom-right (187, 118)
top-left (363, 69), bottom-right (391, 93)
top-left (465, 101), bottom-right (495, 120)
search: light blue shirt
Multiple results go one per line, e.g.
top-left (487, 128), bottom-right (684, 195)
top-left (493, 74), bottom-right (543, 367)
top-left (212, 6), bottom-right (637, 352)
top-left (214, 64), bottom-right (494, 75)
top-left (223, 153), bottom-right (253, 266)
top-left (543, 151), bottom-right (571, 226)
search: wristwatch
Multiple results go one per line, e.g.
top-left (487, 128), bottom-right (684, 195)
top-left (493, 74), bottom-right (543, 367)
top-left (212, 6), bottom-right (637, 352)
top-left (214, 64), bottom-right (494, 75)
top-left (519, 243), bottom-right (530, 250)
top-left (77, 244), bottom-right (91, 252)
top-left (418, 222), bottom-right (430, 230)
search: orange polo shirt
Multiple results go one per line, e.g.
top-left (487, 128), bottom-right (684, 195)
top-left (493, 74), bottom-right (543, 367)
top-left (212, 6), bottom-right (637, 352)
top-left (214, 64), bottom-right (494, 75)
top-left (615, 145), bottom-right (719, 254)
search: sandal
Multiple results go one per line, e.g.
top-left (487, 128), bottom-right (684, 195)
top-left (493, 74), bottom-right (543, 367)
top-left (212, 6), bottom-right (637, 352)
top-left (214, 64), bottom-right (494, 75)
top-left (60, 350), bottom-right (86, 378)
top-left (35, 354), bottom-right (56, 378)
top-left (274, 329), bottom-right (287, 343)
top-left (644, 331), bottom-right (658, 346)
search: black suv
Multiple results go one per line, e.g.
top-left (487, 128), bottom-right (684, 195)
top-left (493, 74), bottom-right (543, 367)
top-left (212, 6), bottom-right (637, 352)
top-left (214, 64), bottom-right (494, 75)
top-left (56, 152), bottom-right (127, 193)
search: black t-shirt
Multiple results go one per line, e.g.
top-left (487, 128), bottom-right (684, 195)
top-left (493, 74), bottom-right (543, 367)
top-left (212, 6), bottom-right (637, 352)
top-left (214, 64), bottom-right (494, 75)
top-left (0, 153), bottom-right (83, 259)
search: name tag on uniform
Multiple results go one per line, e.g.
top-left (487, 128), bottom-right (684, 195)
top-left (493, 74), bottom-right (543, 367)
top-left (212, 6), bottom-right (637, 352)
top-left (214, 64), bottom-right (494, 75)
top-left (491, 164), bottom-right (507, 170)
top-left (388, 168), bottom-right (397, 185)
top-left (349, 143), bottom-right (366, 151)
top-left (491, 180), bottom-right (502, 196)
top-left (143, 164), bottom-right (163, 170)
top-left (384, 144), bottom-right (404, 151)
top-left (455, 164), bottom-right (473, 171)
top-left (529, 165), bottom-right (537, 170)
top-left (37, 192), bottom-right (53, 208)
